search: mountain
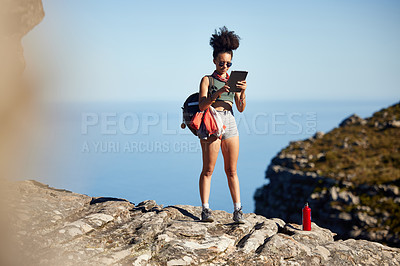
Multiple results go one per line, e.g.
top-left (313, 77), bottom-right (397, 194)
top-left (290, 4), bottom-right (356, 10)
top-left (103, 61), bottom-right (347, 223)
top-left (255, 102), bottom-right (400, 247)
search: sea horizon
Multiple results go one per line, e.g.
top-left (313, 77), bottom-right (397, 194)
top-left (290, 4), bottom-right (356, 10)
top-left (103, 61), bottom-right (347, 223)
top-left (21, 98), bottom-right (398, 213)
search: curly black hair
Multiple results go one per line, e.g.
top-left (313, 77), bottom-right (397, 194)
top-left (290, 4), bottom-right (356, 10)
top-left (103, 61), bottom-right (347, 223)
top-left (209, 26), bottom-right (240, 59)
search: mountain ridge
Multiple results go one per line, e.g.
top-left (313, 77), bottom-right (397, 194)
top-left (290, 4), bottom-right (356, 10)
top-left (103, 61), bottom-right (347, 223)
top-left (255, 101), bottom-right (400, 247)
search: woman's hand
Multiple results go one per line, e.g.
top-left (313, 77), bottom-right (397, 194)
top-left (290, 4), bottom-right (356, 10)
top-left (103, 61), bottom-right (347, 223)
top-left (212, 85), bottom-right (230, 100)
top-left (234, 80), bottom-right (246, 112)
top-left (236, 80), bottom-right (247, 95)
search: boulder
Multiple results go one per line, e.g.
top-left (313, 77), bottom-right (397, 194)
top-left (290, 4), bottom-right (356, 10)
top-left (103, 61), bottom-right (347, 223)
top-left (339, 114), bottom-right (366, 127)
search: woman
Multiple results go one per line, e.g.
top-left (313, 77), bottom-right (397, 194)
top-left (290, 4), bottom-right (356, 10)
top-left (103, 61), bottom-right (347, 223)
top-left (198, 26), bottom-right (247, 223)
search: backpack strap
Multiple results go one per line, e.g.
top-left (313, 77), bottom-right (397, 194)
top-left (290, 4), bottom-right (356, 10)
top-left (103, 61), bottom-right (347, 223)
top-left (208, 75), bottom-right (214, 87)
top-left (207, 75), bottom-right (214, 97)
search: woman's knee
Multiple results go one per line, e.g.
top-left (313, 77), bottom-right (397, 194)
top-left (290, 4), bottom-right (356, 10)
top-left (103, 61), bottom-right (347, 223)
top-left (224, 167), bottom-right (237, 178)
top-left (201, 168), bottom-right (214, 178)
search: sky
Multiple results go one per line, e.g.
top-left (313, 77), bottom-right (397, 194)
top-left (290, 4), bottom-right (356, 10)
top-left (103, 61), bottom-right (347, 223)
top-left (22, 0), bottom-right (400, 102)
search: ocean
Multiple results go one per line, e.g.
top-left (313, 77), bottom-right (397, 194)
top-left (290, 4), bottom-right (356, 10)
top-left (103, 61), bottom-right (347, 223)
top-left (28, 99), bottom-right (395, 213)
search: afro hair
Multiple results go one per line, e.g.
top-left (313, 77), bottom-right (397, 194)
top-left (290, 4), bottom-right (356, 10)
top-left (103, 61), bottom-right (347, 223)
top-left (209, 26), bottom-right (240, 59)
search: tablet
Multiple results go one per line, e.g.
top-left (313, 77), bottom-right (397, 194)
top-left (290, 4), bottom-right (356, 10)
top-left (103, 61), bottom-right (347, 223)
top-left (227, 71), bottom-right (248, 92)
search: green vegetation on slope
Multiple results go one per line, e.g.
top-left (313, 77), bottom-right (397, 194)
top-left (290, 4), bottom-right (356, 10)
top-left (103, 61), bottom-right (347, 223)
top-left (282, 102), bottom-right (400, 185)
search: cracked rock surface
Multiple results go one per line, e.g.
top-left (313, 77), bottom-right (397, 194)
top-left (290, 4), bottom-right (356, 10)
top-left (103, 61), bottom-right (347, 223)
top-left (4, 180), bottom-right (400, 265)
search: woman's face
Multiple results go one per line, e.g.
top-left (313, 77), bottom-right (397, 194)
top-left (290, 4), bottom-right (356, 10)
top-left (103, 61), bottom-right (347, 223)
top-left (213, 52), bottom-right (232, 76)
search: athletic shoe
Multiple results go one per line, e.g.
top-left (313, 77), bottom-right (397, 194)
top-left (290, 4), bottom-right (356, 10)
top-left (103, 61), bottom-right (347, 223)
top-left (233, 207), bottom-right (245, 224)
top-left (201, 208), bottom-right (214, 222)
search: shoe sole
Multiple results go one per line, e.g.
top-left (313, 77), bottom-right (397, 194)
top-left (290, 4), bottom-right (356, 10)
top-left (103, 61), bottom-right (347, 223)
top-left (201, 218), bottom-right (214, 222)
top-left (233, 220), bottom-right (245, 224)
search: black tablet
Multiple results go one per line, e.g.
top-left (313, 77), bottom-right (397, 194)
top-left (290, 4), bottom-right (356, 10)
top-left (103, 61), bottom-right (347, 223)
top-left (227, 71), bottom-right (248, 92)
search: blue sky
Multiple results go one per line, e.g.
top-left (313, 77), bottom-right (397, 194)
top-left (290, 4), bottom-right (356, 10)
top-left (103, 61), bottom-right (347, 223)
top-left (23, 0), bottom-right (400, 102)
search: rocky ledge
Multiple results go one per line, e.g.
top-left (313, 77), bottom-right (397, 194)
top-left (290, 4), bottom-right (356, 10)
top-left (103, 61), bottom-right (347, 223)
top-left (1, 180), bottom-right (399, 265)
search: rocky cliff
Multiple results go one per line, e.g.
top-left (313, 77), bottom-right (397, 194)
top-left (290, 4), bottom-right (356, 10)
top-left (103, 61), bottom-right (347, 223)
top-left (255, 102), bottom-right (400, 248)
top-left (0, 179), bottom-right (399, 265)
top-left (0, 1), bottom-right (45, 264)
top-left (0, 0), bottom-right (45, 179)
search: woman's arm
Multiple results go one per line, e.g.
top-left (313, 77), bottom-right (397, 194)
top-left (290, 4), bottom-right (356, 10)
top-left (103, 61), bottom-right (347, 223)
top-left (198, 76), bottom-right (229, 111)
top-left (234, 80), bottom-right (247, 112)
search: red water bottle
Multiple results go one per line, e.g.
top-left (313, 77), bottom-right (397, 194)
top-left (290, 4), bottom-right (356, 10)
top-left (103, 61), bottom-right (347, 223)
top-left (302, 203), bottom-right (311, 231)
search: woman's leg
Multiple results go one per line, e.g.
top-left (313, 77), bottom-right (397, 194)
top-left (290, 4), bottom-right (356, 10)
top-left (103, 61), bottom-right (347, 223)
top-left (199, 136), bottom-right (221, 205)
top-left (221, 136), bottom-right (240, 204)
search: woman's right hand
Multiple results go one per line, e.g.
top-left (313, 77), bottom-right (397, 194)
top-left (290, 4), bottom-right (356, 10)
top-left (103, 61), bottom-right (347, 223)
top-left (212, 85), bottom-right (230, 100)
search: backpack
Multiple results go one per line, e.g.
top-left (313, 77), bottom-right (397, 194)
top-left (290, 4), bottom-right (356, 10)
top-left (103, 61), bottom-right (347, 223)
top-left (181, 76), bottom-right (213, 136)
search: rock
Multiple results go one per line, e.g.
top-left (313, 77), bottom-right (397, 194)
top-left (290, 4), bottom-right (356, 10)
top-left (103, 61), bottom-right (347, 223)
top-left (282, 223), bottom-right (335, 246)
top-left (271, 153), bottom-right (297, 168)
top-left (259, 233), bottom-right (313, 259)
top-left (0, 0), bottom-right (45, 182)
top-left (0, 4), bottom-right (45, 265)
top-left (355, 212), bottom-right (378, 227)
top-left (255, 163), bottom-right (326, 224)
top-left (313, 131), bottom-right (325, 139)
top-left (255, 155), bottom-right (400, 247)
top-left (341, 138), bottom-right (349, 149)
top-left (337, 212), bottom-right (352, 221)
top-left (388, 120), bottom-right (400, 128)
top-left (330, 187), bottom-right (338, 201)
top-left (378, 185), bottom-right (400, 197)
top-left (337, 190), bottom-right (360, 205)
top-left (339, 114), bottom-right (366, 127)
top-left (3, 180), bottom-right (400, 265)
top-left (316, 152), bottom-right (327, 162)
